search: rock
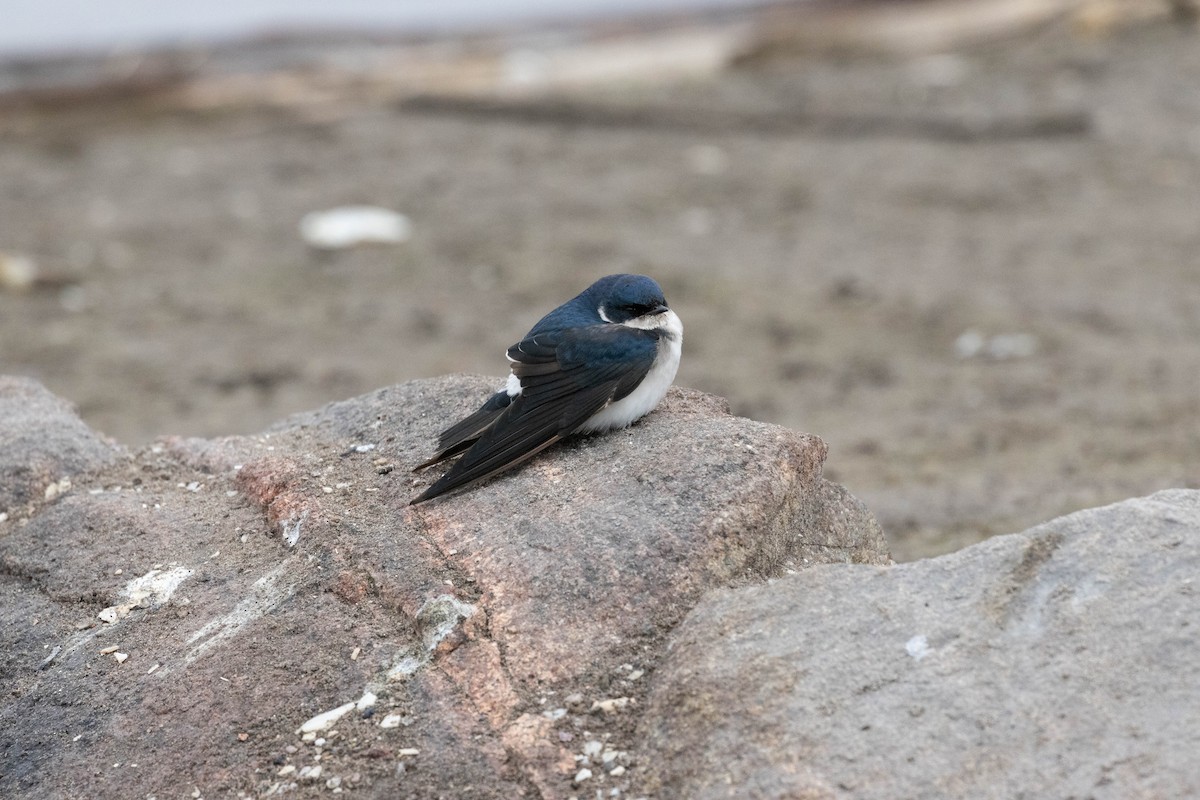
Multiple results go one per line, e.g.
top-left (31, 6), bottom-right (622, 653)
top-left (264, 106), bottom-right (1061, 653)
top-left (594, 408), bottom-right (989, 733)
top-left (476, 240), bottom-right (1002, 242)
top-left (639, 489), bottom-right (1200, 799)
top-left (0, 252), bottom-right (38, 291)
top-left (0, 375), bottom-right (886, 799)
top-left (298, 206), bottom-right (412, 249)
top-left (0, 376), bottom-right (124, 511)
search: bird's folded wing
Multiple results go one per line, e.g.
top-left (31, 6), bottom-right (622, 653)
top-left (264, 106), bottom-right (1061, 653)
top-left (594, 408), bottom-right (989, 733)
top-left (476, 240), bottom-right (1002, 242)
top-left (411, 325), bottom-right (658, 502)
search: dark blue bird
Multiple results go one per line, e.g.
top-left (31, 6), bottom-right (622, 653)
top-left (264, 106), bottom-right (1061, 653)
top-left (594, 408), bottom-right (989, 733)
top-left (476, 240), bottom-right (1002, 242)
top-left (411, 274), bottom-right (683, 504)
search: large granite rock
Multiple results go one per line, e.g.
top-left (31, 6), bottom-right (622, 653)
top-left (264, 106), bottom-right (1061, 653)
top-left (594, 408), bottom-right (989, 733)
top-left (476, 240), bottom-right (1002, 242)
top-left (0, 375), bottom-right (888, 799)
top-left (0, 376), bottom-right (124, 510)
top-left (640, 489), bottom-right (1200, 799)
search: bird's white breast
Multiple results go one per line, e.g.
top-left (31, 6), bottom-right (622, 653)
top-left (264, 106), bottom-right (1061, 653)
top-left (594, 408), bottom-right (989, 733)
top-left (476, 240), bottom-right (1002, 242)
top-left (577, 309), bottom-right (682, 433)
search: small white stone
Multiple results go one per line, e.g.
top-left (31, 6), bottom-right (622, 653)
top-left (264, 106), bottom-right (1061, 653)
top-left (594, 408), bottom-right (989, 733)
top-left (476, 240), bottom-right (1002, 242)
top-left (583, 740), bottom-right (603, 758)
top-left (379, 714), bottom-right (404, 729)
top-left (397, 748), bottom-right (420, 757)
top-left (954, 329), bottom-right (985, 359)
top-left (0, 252), bottom-right (38, 291)
top-left (114, 652), bottom-right (129, 663)
top-left (906, 634), bottom-right (931, 661)
top-left (573, 767), bottom-right (593, 784)
top-left (98, 607), bottom-right (120, 624)
top-left (298, 701), bottom-right (356, 734)
top-left (278, 765), bottom-right (295, 776)
top-left (299, 206), bottom-right (412, 249)
top-left (610, 765), bottom-right (626, 777)
top-left (591, 697), bottom-right (631, 714)
top-left (356, 690), bottom-right (376, 711)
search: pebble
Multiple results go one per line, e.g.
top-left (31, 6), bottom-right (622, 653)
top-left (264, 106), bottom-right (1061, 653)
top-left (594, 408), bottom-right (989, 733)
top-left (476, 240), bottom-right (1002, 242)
top-left (99, 645), bottom-right (120, 655)
top-left (582, 740), bottom-right (603, 758)
top-left (610, 765), bottom-right (626, 777)
top-left (298, 765), bottom-right (323, 782)
top-left (591, 697), bottom-right (631, 714)
top-left (573, 768), bottom-right (593, 785)
top-left (114, 652), bottom-right (129, 663)
top-left (278, 765), bottom-right (295, 777)
top-left (954, 329), bottom-right (1038, 360)
top-left (379, 714), bottom-right (404, 729)
top-left (297, 701), bottom-right (356, 734)
top-left (44, 477), bottom-right (71, 501)
top-left (299, 206), bottom-right (412, 249)
top-left (0, 252), bottom-right (37, 291)
top-left (397, 748), bottom-right (420, 757)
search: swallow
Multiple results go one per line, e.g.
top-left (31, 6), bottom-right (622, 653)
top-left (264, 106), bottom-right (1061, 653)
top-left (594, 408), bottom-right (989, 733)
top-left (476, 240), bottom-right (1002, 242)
top-left (411, 273), bottom-right (683, 504)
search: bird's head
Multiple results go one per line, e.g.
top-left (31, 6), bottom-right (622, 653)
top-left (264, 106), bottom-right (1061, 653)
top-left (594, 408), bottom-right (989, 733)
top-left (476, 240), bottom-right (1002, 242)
top-left (592, 274), bottom-right (670, 325)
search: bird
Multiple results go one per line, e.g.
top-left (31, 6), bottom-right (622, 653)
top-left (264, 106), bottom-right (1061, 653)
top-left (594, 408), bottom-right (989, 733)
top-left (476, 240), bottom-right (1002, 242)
top-left (410, 273), bottom-right (683, 504)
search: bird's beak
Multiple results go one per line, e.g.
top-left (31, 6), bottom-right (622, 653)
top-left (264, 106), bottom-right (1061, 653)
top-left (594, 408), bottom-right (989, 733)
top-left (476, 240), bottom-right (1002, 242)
top-left (651, 304), bottom-right (669, 315)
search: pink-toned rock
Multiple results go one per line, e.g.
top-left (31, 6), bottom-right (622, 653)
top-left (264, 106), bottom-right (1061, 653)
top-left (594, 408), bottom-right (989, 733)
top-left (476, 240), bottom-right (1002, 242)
top-left (0, 375), bottom-right (888, 799)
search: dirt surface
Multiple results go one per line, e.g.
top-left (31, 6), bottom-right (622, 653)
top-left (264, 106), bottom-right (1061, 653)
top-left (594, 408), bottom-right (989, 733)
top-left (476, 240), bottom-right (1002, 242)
top-left (1, 17), bottom-right (1198, 561)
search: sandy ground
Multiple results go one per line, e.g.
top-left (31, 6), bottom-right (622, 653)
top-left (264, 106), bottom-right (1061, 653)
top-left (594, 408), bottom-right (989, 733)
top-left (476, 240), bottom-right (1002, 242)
top-left (1, 16), bottom-right (1197, 561)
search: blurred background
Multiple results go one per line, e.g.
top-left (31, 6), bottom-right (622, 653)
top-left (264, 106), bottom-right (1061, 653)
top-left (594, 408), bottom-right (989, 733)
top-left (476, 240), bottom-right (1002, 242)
top-left (1, 0), bottom-right (1197, 560)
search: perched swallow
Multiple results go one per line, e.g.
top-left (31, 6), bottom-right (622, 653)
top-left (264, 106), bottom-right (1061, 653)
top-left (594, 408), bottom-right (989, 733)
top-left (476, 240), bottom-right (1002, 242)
top-left (411, 273), bottom-right (683, 504)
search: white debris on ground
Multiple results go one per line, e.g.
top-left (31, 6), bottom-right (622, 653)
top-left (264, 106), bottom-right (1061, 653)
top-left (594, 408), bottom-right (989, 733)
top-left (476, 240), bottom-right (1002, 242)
top-left (298, 206), bottom-right (412, 249)
top-left (906, 634), bottom-right (932, 661)
top-left (44, 477), bottom-right (71, 501)
top-left (386, 595), bottom-right (476, 681)
top-left (955, 329), bottom-right (1039, 360)
top-left (297, 701), bottom-right (356, 735)
top-left (0, 251), bottom-right (37, 291)
top-left (281, 510), bottom-right (308, 548)
top-left (97, 565), bottom-right (194, 624)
